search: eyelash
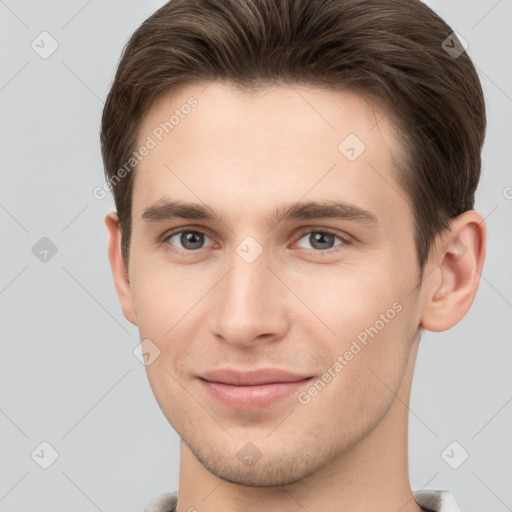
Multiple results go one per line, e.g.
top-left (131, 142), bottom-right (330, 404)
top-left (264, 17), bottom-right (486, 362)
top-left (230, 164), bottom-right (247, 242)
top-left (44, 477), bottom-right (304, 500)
top-left (160, 227), bottom-right (350, 257)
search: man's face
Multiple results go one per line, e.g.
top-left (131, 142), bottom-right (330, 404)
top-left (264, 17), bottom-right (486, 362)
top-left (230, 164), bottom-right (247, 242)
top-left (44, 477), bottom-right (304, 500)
top-left (125, 82), bottom-right (424, 485)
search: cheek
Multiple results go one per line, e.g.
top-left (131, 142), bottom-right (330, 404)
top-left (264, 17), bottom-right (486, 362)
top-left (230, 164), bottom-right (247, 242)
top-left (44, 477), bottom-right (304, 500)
top-left (294, 262), bottom-right (406, 334)
top-left (143, 362), bottom-right (189, 434)
top-left (300, 265), bottom-right (416, 398)
top-left (128, 254), bottom-right (197, 338)
top-left (295, 307), bottom-right (415, 444)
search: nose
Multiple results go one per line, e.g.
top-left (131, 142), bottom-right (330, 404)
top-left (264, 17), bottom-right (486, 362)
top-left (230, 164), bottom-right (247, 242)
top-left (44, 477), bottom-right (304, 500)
top-left (209, 246), bottom-right (290, 349)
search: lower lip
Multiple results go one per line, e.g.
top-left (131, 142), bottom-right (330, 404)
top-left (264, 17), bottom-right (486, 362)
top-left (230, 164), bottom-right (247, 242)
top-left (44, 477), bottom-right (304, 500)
top-left (199, 378), bottom-right (313, 410)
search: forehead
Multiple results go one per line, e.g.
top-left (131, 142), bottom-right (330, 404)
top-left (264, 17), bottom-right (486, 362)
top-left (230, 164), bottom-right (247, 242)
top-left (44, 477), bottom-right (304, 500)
top-left (131, 82), bottom-right (408, 229)
top-left (137, 82), bottom-right (400, 155)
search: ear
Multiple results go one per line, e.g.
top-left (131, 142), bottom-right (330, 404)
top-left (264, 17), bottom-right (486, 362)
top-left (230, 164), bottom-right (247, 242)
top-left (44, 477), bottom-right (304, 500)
top-left (105, 211), bottom-right (138, 326)
top-left (420, 210), bottom-right (486, 332)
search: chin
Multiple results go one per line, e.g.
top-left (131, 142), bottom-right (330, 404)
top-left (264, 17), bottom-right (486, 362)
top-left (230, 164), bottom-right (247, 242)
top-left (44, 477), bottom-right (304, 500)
top-left (185, 434), bottom-right (337, 488)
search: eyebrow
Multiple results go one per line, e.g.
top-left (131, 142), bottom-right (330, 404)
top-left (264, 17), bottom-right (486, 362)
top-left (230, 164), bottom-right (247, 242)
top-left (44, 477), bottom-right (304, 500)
top-left (141, 199), bottom-right (379, 228)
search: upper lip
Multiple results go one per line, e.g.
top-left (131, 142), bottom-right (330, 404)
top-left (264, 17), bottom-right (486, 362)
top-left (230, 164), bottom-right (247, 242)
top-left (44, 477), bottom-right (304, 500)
top-left (199, 368), bottom-right (312, 386)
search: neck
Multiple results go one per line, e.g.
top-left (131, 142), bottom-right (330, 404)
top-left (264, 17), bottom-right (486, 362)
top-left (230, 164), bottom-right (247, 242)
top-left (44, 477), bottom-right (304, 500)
top-left (176, 341), bottom-right (422, 512)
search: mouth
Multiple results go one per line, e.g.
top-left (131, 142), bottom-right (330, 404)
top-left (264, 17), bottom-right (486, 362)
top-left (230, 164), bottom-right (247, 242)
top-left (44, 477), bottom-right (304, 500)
top-left (197, 368), bottom-right (314, 410)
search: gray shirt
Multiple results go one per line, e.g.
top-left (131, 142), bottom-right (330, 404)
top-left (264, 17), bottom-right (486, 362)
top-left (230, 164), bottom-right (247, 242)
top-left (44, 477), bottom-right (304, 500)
top-left (141, 489), bottom-right (462, 512)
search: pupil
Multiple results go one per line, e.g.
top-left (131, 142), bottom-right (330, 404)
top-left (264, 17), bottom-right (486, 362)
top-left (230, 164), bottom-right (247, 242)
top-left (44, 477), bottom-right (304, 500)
top-left (182, 231), bottom-right (203, 249)
top-left (312, 232), bottom-right (333, 250)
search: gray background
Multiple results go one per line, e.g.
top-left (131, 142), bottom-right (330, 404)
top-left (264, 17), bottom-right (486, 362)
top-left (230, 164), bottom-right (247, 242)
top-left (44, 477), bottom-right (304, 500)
top-left (0, 1), bottom-right (510, 511)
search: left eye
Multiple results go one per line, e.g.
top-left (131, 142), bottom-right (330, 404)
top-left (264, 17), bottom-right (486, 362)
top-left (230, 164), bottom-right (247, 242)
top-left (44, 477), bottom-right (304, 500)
top-left (166, 230), bottom-right (214, 252)
top-left (295, 231), bottom-right (344, 252)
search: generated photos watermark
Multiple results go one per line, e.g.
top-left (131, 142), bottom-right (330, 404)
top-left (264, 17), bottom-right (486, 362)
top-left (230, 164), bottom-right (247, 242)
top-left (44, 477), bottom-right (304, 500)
top-left (93, 96), bottom-right (198, 200)
top-left (297, 301), bottom-right (403, 405)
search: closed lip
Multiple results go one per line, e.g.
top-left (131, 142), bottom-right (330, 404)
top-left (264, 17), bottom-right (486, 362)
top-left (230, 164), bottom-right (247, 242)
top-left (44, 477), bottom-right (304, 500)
top-left (198, 368), bottom-right (313, 386)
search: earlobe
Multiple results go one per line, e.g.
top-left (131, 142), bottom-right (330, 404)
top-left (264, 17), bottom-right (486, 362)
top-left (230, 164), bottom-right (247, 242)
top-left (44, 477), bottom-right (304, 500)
top-left (420, 211), bottom-right (486, 332)
top-left (104, 211), bottom-right (138, 326)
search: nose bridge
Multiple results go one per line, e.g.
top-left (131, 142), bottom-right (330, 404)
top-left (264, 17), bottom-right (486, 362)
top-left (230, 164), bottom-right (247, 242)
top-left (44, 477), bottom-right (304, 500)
top-left (223, 245), bottom-right (274, 319)
top-left (211, 240), bottom-right (288, 345)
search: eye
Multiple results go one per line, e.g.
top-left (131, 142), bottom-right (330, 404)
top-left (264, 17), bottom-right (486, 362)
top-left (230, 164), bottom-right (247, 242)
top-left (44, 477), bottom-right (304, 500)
top-left (164, 229), bottom-right (215, 254)
top-left (294, 229), bottom-right (346, 253)
top-left (161, 227), bottom-right (349, 257)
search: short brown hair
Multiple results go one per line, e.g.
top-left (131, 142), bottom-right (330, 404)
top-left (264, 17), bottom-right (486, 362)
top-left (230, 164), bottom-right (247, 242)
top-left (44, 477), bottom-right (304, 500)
top-left (100, 0), bottom-right (486, 270)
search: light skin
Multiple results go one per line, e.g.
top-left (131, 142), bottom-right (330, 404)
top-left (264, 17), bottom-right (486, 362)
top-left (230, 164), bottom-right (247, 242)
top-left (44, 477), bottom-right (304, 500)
top-left (105, 82), bottom-right (486, 512)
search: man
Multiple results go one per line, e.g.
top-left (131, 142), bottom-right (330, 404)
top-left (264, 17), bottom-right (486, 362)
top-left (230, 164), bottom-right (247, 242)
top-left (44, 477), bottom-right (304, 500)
top-left (101, 0), bottom-right (486, 510)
